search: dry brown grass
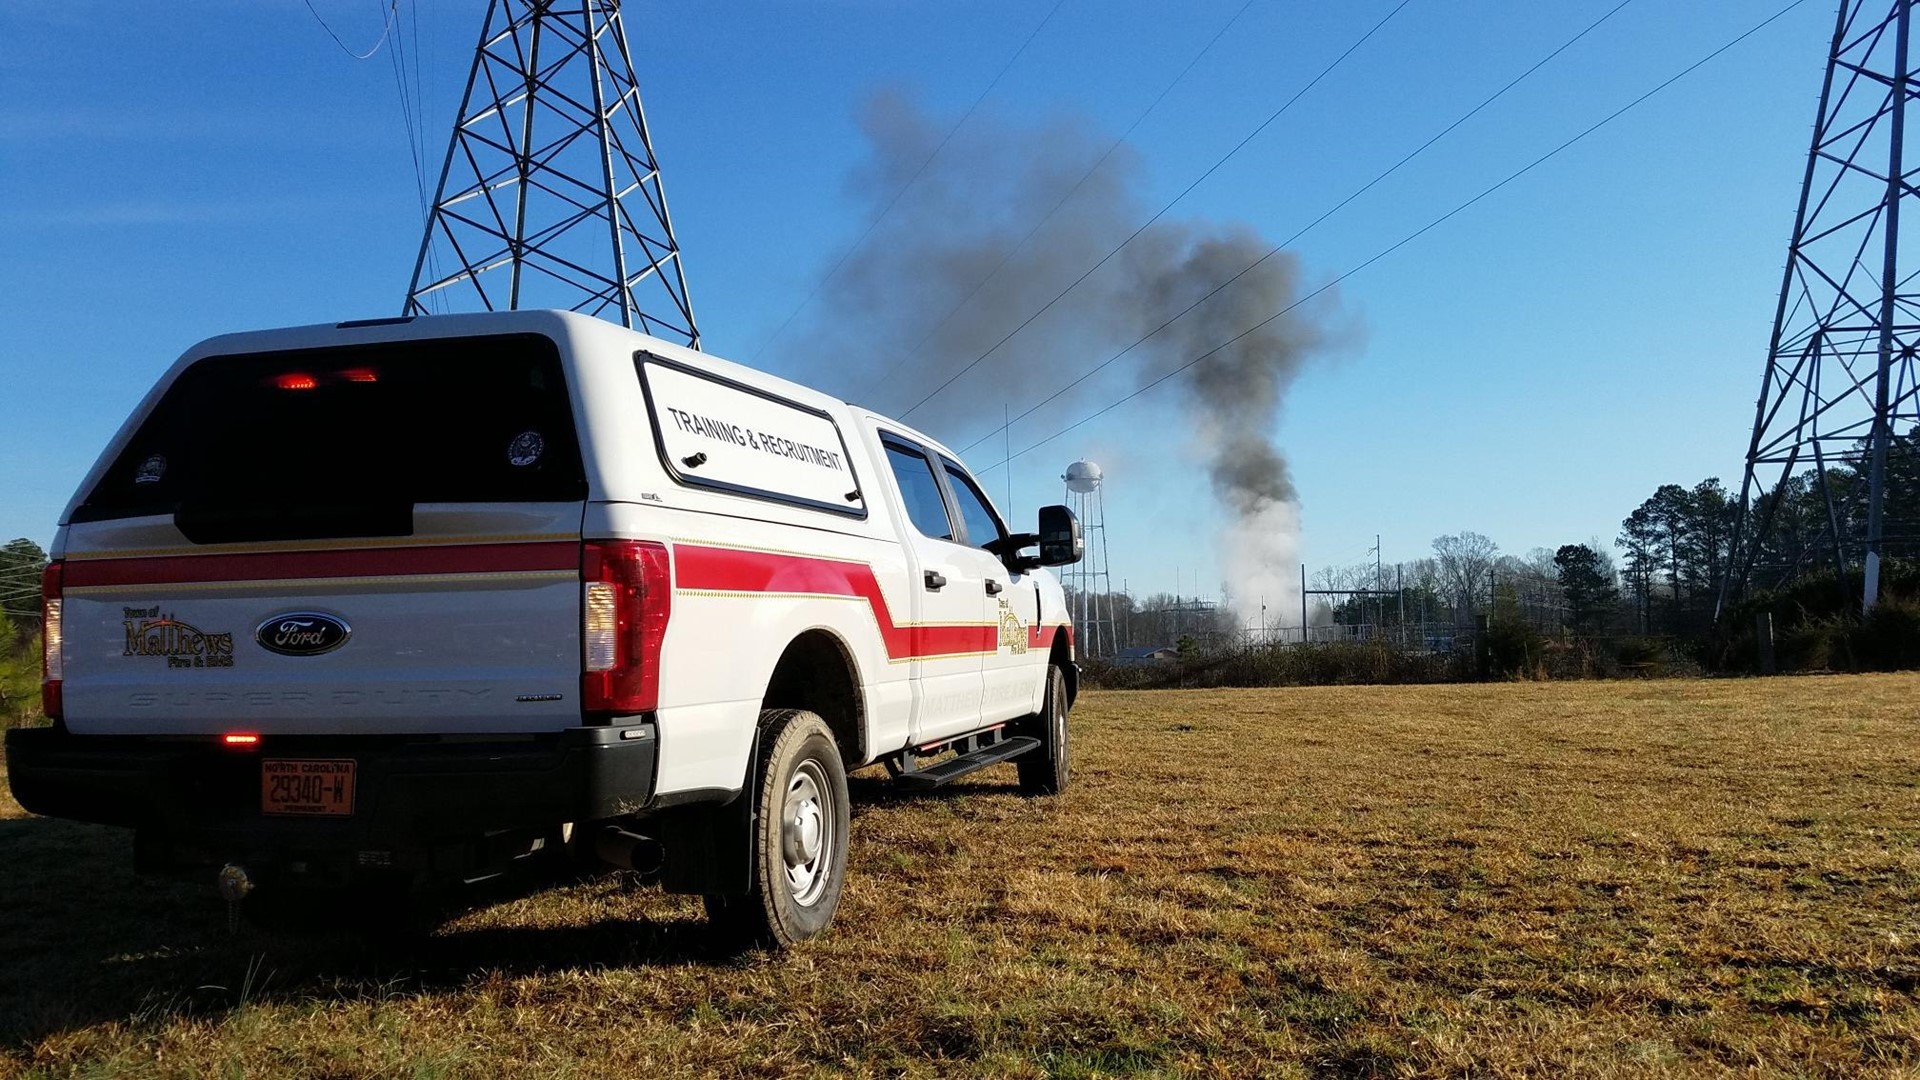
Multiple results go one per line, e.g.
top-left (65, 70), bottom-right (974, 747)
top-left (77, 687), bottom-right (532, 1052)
top-left (2, 676), bottom-right (1918, 1078)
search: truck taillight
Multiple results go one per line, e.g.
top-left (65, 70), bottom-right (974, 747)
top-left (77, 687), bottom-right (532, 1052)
top-left (581, 540), bottom-right (671, 718)
top-left (41, 561), bottom-right (62, 721)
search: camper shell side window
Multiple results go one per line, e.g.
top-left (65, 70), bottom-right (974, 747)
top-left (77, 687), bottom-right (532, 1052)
top-left (635, 352), bottom-right (867, 519)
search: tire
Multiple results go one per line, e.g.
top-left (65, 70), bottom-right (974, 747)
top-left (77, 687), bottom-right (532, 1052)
top-left (1017, 665), bottom-right (1070, 795)
top-left (703, 709), bottom-right (850, 950)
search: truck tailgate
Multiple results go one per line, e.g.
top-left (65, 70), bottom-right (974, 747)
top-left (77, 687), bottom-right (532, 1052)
top-left (62, 517), bottom-right (582, 735)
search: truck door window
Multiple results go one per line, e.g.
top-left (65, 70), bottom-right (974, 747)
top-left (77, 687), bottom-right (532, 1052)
top-left (884, 444), bottom-right (954, 541)
top-left (941, 460), bottom-right (1005, 549)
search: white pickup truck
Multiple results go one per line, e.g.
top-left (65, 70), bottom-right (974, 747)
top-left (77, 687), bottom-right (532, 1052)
top-left (7, 310), bottom-right (1081, 947)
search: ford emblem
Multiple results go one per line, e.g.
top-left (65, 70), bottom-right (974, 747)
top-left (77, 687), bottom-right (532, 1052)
top-left (255, 612), bottom-right (351, 656)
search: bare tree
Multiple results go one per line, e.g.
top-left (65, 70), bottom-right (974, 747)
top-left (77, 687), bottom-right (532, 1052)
top-left (1497, 549), bottom-right (1566, 631)
top-left (1432, 531), bottom-right (1499, 622)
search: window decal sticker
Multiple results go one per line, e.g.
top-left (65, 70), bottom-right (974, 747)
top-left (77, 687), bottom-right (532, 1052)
top-left (507, 430), bottom-right (545, 467)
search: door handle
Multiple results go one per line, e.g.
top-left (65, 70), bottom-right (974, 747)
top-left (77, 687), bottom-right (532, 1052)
top-left (924, 570), bottom-right (947, 591)
top-left (985, 579), bottom-right (1003, 596)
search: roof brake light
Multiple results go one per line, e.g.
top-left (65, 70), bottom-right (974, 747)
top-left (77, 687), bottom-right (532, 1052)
top-left (222, 733), bottom-right (261, 747)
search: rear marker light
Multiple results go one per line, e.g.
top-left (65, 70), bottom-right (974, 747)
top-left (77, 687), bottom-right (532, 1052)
top-left (40, 562), bottom-right (62, 721)
top-left (223, 733), bottom-right (261, 747)
top-left (340, 367), bottom-right (379, 383)
top-left (581, 540), bottom-right (672, 717)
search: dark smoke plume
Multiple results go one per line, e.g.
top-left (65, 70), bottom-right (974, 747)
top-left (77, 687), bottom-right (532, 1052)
top-left (786, 89), bottom-right (1339, 613)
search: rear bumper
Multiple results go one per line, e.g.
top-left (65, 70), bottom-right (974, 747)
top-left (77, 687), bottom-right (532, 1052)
top-left (5, 724), bottom-right (655, 879)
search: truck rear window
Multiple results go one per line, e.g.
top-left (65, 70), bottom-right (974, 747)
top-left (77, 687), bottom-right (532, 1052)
top-left (74, 334), bottom-right (586, 542)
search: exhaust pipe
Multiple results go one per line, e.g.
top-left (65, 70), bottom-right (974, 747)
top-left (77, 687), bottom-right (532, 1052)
top-left (594, 826), bottom-right (664, 875)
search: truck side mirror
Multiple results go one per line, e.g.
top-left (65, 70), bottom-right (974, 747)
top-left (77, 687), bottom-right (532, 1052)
top-left (1037, 504), bottom-right (1082, 567)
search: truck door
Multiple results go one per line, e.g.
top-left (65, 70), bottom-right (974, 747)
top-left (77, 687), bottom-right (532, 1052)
top-left (936, 456), bottom-right (1042, 723)
top-left (878, 436), bottom-right (990, 743)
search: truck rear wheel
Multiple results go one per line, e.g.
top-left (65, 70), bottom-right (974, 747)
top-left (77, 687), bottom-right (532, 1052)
top-left (1017, 665), bottom-right (1070, 795)
top-left (704, 709), bottom-right (850, 949)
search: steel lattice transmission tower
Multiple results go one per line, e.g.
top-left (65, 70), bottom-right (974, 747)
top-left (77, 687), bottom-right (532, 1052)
top-left (1728, 0), bottom-right (1920, 612)
top-left (404, 0), bottom-right (700, 347)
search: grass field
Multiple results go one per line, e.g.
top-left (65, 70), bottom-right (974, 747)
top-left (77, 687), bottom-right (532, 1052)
top-left (2, 676), bottom-right (1918, 1078)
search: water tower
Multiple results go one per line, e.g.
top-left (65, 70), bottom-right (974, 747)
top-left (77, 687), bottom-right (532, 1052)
top-left (1061, 460), bottom-right (1116, 657)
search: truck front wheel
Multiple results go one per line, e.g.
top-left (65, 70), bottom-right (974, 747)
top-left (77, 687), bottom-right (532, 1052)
top-left (704, 709), bottom-right (850, 949)
top-left (1017, 665), bottom-right (1071, 795)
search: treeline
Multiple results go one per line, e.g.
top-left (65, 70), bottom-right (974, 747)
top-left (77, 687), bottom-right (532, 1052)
top-left (1076, 429), bottom-right (1920, 680)
top-left (1603, 428), bottom-right (1920, 673)
top-left (1, 538), bottom-right (47, 727)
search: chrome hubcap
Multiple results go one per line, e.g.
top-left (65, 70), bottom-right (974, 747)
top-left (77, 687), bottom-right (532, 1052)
top-left (781, 762), bottom-right (834, 906)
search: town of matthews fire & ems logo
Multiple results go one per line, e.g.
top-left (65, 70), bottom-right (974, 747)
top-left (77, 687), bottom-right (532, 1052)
top-left (122, 606), bottom-right (235, 669)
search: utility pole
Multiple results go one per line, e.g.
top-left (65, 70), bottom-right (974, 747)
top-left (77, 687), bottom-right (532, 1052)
top-left (1372, 533), bottom-right (1383, 636)
top-left (406, 0), bottom-right (699, 345)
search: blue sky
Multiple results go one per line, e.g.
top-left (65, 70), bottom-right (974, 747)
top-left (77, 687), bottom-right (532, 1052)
top-left (0, 1), bottom-right (1834, 599)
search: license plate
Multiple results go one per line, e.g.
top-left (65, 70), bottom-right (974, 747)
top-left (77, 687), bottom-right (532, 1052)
top-left (261, 759), bottom-right (356, 816)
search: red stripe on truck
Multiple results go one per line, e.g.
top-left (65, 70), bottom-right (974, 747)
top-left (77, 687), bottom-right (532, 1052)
top-left (674, 544), bottom-right (1000, 660)
top-left (66, 539), bottom-right (1065, 665)
top-left (64, 541), bottom-right (579, 588)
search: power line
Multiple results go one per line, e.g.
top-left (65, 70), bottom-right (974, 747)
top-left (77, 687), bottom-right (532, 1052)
top-left (748, 0), bottom-right (1071, 362)
top-left (897, 0), bottom-right (1417, 420)
top-left (301, 0), bottom-right (401, 60)
top-left (960, 0), bottom-right (1635, 455)
top-left (383, 1), bottom-right (429, 215)
top-left (382, 2), bottom-right (443, 312)
top-left (972, 0), bottom-right (1813, 474)
top-left (863, 0), bottom-right (1264, 404)
top-left (305, 0), bottom-right (434, 304)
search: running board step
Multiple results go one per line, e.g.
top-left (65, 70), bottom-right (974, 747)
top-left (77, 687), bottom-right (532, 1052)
top-left (893, 736), bottom-right (1041, 790)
